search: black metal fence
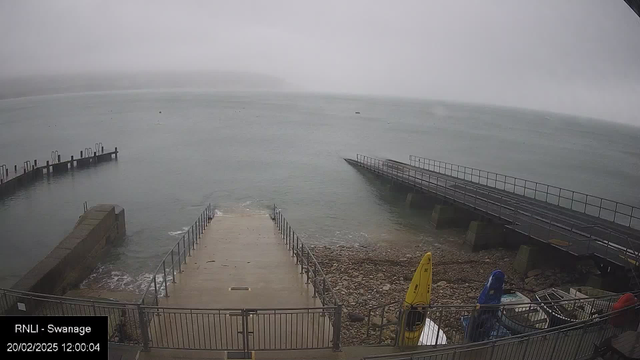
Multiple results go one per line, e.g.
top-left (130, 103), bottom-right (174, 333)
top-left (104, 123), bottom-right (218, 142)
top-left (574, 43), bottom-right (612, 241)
top-left (272, 204), bottom-right (340, 308)
top-left (354, 155), bottom-right (640, 268)
top-left (363, 302), bottom-right (640, 360)
top-left (144, 306), bottom-right (339, 351)
top-left (140, 204), bottom-right (214, 306)
top-left (365, 292), bottom-right (628, 348)
top-left (0, 288), bottom-right (341, 352)
top-left (409, 155), bottom-right (640, 230)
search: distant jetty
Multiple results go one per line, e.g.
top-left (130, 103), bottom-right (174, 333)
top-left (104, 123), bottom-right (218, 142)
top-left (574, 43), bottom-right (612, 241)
top-left (0, 144), bottom-right (118, 198)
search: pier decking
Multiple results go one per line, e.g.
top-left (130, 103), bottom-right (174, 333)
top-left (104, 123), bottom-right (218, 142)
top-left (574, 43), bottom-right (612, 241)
top-left (348, 155), bottom-right (640, 270)
top-left (161, 213), bottom-right (318, 308)
top-left (143, 210), bottom-right (335, 352)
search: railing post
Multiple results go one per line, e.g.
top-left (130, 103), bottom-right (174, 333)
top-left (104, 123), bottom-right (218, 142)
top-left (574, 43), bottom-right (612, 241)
top-left (312, 262), bottom-right (318, 298)
top-left (177, 241), bottom-right (182, 273)
top-left (153, 276), bottom-right (158, 306)
top-left (333, 305), bottom-right (342, 351)
top-left (138, 305), bottom-right (150, 352)
top-left (163, 261), bottom-right (169, 297)
top-left (323, 277), bottom-right (327, 304)
top-left (188, 231), bottom-right (192, 256)
top-left (192, 225), bottom-right (196, 249)
top-left (290, 231), bottom-right (295, 251)
top-left (171, 249), bottom-right (176, 283)
top-left (241, 309), bottom-right (250, 357)
top-left (183, 236), bottom-right (187, 263)
top-left (300, 244), bottom-right (305, 274)
top-left (305, 250), bottom-right (311, 284)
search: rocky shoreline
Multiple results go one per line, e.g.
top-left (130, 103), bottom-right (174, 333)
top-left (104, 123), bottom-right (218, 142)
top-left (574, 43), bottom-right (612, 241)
top-left (311, 243), bottom-right (594, 346)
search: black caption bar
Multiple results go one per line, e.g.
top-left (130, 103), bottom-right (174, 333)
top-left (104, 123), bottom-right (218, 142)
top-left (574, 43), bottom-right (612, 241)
top-left (1, 316), bottom-right (107, 359)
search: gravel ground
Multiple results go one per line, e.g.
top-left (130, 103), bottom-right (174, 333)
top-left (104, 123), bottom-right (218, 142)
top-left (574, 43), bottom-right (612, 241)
top-left (311, 242), bottom-right (592, 346)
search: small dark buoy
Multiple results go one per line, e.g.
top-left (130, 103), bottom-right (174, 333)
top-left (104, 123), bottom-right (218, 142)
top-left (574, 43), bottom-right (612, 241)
top-left (159, 111), bottom-right (162, 114)
top-left (355, 111), bottom-right (360, 114)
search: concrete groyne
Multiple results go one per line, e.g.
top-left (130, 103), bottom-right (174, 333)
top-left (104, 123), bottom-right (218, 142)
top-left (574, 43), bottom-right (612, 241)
top-left (10, 204), bottom-right (126, 297)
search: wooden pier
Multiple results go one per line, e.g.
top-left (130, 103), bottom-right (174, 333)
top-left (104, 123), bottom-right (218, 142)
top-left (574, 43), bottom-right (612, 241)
top-left (0, 145), bottom-right (118, 198)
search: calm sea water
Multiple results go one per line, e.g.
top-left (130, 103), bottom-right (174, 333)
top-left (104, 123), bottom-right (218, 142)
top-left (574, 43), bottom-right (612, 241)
top-left (1, 90), bottom-right (639, 290)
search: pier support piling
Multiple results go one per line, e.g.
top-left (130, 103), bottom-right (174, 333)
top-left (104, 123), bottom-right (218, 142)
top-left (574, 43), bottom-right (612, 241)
top-left (431, 204), bottom-right (479, 229)
top-left (465, 221), bottom-right (505, 251)
top-left (405, 192), bottom-right (432, 209)
top-left (431, 205), bottom-right (456, 229)
top-left (514, 245), bottom-right (539, 276)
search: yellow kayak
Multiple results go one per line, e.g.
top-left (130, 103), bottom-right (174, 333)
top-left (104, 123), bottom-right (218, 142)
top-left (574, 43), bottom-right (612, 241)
top-left (400, 252), bottom-right (432, 346)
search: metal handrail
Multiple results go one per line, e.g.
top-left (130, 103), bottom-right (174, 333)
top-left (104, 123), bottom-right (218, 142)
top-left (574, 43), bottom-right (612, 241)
top-left (0, 287), bottom-right (140, 307)
top-left (393, 158), bottom-right (640, 253)
top-left (1, 286), bottom-right (343, 351)
top-left (139, 203), bottom-right (214, 305)
top-left (363, 302), bottom-right (640, 360)
top-left (354, 155), bottom-right (640, 267)
top-left (409, 155), bottom-right (639, 230)
top-left (140, 304), bottom-right (339, 311)
top-left (365, 290), bottom-right (636, 346)
top-left (401, 158), bottom-right (640, 269)
top-left (272, 205), bottom-right (340, 307)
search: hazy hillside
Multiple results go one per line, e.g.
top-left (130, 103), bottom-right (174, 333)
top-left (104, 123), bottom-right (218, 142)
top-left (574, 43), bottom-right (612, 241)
top-left (0, 72), bottom-right (294, 100)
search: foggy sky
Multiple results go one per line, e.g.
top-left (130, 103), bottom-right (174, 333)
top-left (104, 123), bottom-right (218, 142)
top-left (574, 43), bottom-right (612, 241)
top-left (1, 1), bottom-right (640, 125)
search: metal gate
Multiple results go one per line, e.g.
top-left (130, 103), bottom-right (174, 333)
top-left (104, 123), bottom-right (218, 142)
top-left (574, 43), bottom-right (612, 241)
top-left (143, 306), bottom-right (341, 353)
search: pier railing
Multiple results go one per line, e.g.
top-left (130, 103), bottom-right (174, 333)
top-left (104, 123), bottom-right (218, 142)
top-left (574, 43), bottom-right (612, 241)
top-left (140, 204), bottom-right (214, 306)
top-left (272, 205), bottom-right (340, 308)
top-left (363, 302), bottom-right (640, 360)
top-left (142, 305), bottom-right (340, 351)
top-left (354, 155), bottom-right (640, 268)
top-left (2, 283), bottom-right (633, 355)
top-left (409, 155), bottom-right (640, 230)
top-left (365, 291), bottom-right (631, 347)
top-left (272, 205), bottom-right (343, 351)
top-left (0, 144), bottom-right (118, 197)
top-left (0, 287), bottom-right (341, 352)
